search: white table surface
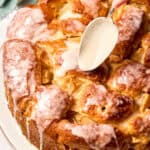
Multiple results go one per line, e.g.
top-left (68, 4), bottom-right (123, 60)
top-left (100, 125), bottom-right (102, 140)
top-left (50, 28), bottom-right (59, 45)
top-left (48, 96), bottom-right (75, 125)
top-left (0, 128), bottom-right (14, 150)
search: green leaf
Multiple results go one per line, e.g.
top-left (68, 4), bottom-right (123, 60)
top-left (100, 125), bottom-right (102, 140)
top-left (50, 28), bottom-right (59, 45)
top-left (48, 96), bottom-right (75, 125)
top-left (0, 0), bottom-right (37, 18)
top-left (0, 0), bottom-right (7, 7)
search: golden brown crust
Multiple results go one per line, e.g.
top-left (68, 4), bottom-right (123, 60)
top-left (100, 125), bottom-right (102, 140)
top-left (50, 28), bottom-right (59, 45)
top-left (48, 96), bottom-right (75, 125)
top-left (3, 39), bottom-right (41, 101)
top-left (109, 4), bottom-right (144, 62)
top-left (38, 0), bottom-right (67, 21)
top-left (107, 60), bottom-right (150, 96)
top-left (82, 83), bottom-right (134, 122)
top-left (45, 120), bottom-right (133, 150)
top-left (132, 33), bottom-right (150, 67)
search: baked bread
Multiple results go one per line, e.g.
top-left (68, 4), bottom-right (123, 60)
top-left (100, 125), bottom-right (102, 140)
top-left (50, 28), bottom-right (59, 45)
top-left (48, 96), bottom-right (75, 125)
top-left (2, 0), bottom-right (150, 150)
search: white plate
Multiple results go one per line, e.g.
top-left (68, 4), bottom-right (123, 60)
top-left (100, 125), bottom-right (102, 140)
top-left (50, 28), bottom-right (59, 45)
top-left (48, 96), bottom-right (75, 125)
top-left (0, 11), bottom-right (37, 150)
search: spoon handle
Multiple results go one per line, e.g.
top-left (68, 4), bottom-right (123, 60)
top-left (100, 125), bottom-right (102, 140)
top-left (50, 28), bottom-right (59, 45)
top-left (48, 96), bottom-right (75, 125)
top-left (108, 0), bottom-right (128, 17)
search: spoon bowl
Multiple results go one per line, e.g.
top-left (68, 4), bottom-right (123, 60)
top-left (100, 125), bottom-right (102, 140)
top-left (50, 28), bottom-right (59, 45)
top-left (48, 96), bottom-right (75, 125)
top-left (78, 17), bottom-right (118, 71)
top-left (78, 0), bottom-right (127, 71)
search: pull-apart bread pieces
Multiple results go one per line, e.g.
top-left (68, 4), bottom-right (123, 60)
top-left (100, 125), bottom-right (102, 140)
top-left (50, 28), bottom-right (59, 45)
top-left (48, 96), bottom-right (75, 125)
top-left (2, 0), bottom-right (150, 150)
top-left (109, 4), bottom-right (144, 62)
top-left (107, 60), bottom-right (150, 95)
top-left (132, 33), bottom-right (150, 67)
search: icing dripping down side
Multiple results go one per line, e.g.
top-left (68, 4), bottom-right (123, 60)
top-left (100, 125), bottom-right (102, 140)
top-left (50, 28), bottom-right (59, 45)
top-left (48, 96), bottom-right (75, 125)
top-left (2, 40), bottom-right (38, 116)
top-left (59, 2), bottom-right (82, 20)
top-left (66, 123), bottom-right (116, 150)
top-left (26, 118), bottom-right (30, 140)
top-left (56, 41), bottom-right (80, 77)
top-left (31, 85), bottom-right (69, 130)
top-left (31, 85), bottom-right (71, 150)
top-left (72, 124), bottom-right (116, 149)
top-left (39, 130), bottom-right (43, 150)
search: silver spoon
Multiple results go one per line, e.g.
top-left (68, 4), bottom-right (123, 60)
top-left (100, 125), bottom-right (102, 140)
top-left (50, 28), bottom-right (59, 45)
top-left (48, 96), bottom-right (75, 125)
top-left (78, 0), bottom-right (127, 71)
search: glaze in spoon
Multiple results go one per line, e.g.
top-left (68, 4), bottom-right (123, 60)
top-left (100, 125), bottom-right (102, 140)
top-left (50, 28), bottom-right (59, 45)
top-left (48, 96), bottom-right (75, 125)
top-left (78, 0), bottom-right (127, 71)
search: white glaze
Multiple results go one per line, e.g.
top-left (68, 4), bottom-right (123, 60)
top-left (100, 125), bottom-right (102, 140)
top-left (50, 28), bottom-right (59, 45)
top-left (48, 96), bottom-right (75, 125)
top-left (84, 97), bottom-right (100, 111)
top-left (0, 11), bottom-right (37, 150)
top-left (31, 86), bottom-right (69, 150)
top-left (117, 6), bottom-right (144, 42)
top-left (3, 40), bottom-right (37, 116)
top-left (56, 41), bottom-right (79, 77)
top-left (113, 62), bottom-right (146, 89)
top-left (7, 7), bottom-right (51, 43)
top-left (31, 85), bottom-right (68, 130)
top-left (39, 129), bottom-right (43, 150)
top-left (26, 118), bottom-right (30, 140)
top-left (59, 3), bottom-right (82, 20)
top-left (83, 84), bottom-right (107, 111)
top-left (70, 124), bottom-right (116, 150)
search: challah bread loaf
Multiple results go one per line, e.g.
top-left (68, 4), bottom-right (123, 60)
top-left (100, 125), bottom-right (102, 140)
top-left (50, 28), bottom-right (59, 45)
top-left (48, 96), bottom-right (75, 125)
top-left (2, 0), bottom-right (150, 149)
